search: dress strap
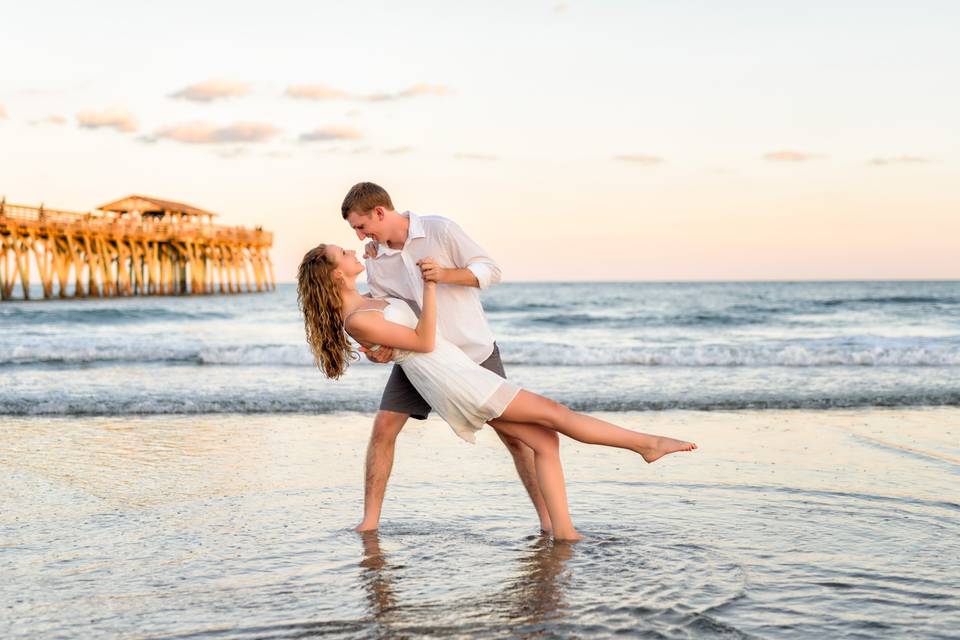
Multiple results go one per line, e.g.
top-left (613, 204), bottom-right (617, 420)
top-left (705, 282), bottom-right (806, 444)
top-left (343, 305), bottom-right (385, 323)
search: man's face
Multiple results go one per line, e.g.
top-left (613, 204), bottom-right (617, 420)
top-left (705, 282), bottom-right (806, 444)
top-left (346, 208), bottom-right (386, 243)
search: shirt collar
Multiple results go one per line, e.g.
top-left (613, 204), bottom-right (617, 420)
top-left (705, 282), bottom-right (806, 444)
top-left (375, 211), bottom-right (424, 257)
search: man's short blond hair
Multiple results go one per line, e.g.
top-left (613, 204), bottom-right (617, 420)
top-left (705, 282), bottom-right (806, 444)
top-left (341, 182), bottom-right (394, 219)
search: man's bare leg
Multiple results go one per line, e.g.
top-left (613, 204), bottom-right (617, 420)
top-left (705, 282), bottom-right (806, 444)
top-left (354, 410), bottom-right (409, 532)
top-left (493, 423), bottom-right (553, 533)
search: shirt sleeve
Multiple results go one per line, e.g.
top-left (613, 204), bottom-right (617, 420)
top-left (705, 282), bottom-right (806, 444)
top-left (442, 219), bottom-right (502, 289)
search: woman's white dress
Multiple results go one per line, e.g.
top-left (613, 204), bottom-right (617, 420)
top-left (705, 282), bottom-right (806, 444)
top-left (370, 298), bottom-right (521, 443)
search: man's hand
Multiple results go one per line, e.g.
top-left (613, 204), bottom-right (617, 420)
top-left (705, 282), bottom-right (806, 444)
top-left (363, 241), bottom-right (379, 259)
top-left (360, 345), bottom-right (395, 364)
top-left (417, 257), bottom-right (446, 283)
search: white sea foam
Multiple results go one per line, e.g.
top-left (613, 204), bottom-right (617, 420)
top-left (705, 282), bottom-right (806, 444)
top-left (2, 340), bottom-right (959, 367)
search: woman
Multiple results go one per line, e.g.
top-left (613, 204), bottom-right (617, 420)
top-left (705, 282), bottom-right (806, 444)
top-left (298, 244), bottom-right (696, 541)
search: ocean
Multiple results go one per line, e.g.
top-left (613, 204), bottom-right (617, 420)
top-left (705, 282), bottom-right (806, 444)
top-left (2, 281), bottom-right (959, 639)
top-left (2, 281), bottom-right (959, 415)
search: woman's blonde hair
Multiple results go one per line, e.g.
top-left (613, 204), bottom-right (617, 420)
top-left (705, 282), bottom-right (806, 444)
top-left (297, 244), bottom-right (356, 378)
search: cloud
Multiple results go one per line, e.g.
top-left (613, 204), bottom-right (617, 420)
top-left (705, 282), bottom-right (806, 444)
top-left (0, 103), bottom-right (7, 118)
top-left (76, 108), bottom-right (138, 133)
top-left (361, 83), bottom-right (452, 101)
top-left (614, 154), bottom-right (664, 165)
top-left (171, 80), bottom-right (250, 102)
top-left (763, 150), bottom-right (821, 162)
top-left (384, 145), bottom-right (413, 155)
top-left (31, 115), bottom-right (67, 126)
top-left (868, 155), bottom-right (931, 166)
top-left (285, 84), bottom-right (349, 100)
top-left (454, 152), bottom-right (497, 161)
top-left (554, 3), bottom-right (569, 13)
top-left (216, 147), bottom-right (247, 159)
top-left (299, 126), bottom-right (362, 142)
top-left (155, 121), bottom-right (279, 144)
top-left (285, 82), bottom-right (452, 102)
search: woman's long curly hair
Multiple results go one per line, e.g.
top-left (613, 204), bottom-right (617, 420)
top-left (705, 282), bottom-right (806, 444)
top-left (297, 244), bottom-right (357, 379)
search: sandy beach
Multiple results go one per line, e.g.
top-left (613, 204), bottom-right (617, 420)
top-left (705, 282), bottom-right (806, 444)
top-left (3, 408), bottom-right (958, 638)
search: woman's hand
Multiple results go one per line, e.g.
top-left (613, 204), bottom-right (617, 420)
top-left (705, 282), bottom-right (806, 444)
top-left (417, 257), bottom-right (445, 284)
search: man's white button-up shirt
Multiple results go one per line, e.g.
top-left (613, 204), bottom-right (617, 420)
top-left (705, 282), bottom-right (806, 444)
top-left (364, 211), bottom-right (501, 363)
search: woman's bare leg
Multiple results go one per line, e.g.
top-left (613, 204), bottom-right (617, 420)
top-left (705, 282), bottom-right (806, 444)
top-left (489, 419), bottom-right (581, 542)
top-left (499, 391), bottom-right (697, 463)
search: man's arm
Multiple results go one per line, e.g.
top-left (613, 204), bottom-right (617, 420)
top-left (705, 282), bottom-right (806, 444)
top-left (418, 258), bottom-right (480, 287)
top-left (427, 220), bottom-right (501, 288)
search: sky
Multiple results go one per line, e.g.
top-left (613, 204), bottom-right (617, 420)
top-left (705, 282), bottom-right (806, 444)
top-left (1, 0), bottom-right (958, 282)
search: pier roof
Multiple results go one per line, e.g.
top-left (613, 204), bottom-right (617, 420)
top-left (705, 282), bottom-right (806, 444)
top-left (98, 195), bottom-right (218, 221)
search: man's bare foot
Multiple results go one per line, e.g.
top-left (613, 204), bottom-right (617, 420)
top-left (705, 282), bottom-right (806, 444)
top-left (637, 436), bottom-right (698, 463)
top-left (353, 521), bottom-right (379, 532)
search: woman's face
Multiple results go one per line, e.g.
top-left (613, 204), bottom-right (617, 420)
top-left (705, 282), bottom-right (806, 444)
top-left (325, 244), bottom-right (365, 281)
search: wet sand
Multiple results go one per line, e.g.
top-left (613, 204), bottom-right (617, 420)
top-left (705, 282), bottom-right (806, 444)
top-left (2, 409), bottom-right (958, 638)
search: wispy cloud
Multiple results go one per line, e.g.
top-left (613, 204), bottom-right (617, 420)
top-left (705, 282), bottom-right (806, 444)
top-left (285, 84), bottom-right (349, 100)
top-left (454, 152), bottom-right (497, 161)
top-left (215, 147), bottom-right (247, 159)
top-left (554, 3), bottom-right (570, 13)
top-left (76, 108), bottom-right (138, 133)
top-left (31, 115), bottom-right (67, 126)
top-left (285, 82), bottom-right (452, 102)
top-left (361, 83), bottom-right (452, 101)
top-left (0, 103), bottom-right (7, 119)
top-left (764, 150), bottom-right (821, 162)
top-left (384, 146), bottom-right (413, 155)
top-left (154, 121), bottom-right (279, 144)
top-left (868, 155), bottom-right (931, 167)
top-left (614, 154), bottom-right (664, 165)
top-left (299, 126), bottom-right (362, 142)
top-left (171, 80), bottom-right (251, 102)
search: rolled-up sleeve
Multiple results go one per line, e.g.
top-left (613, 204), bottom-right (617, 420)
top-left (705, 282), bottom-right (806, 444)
top-left (443, 220), bottom-right (501, 289)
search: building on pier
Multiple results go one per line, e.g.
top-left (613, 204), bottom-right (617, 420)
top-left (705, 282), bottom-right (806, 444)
top-left (0, 194), bottom-right (275, 300)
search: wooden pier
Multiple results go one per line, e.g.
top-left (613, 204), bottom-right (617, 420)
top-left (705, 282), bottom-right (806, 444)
top-left (0, 195), bottom-right (275, 300)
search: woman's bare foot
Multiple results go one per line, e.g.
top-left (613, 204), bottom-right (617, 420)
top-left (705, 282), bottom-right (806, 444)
top-left (553, 529), bottom-right (583, 542)
top-left (636, 436), bottom-right (697, 463)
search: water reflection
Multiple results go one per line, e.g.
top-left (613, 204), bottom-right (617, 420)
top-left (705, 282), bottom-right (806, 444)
top-left (358, 531), bottom-right (574, 633)
top-left (358, 531), bottom-right (398, 623)
top-left (498, 535), bottom-right (574, 628)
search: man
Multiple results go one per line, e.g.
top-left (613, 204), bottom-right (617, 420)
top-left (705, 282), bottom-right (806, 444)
top-left (341, 182), bottom-right (551, 533)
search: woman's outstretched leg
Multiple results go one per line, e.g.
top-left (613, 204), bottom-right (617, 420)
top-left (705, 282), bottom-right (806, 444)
top-left (499, 391), bottom-right (697, 463)
top-left (489, 419), bottom-right (582, 542)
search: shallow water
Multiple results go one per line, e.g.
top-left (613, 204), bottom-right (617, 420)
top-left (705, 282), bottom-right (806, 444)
top-left (3, 410), bottom-right (958, 638)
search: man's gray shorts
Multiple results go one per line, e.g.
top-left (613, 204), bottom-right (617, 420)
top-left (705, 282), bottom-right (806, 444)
top-left (379, 343), bottom-right (506, 420)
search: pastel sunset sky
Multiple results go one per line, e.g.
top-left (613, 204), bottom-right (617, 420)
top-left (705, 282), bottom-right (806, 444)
top-left (2, 1), bottom-right (957, 282)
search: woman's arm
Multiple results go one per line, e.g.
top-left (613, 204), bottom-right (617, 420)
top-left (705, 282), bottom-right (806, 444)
top-left (346, 281), bottom-right (437, 353)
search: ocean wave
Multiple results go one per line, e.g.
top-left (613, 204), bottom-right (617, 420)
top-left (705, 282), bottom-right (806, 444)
top-left (499, 343), bottom-right (960, 367)
top-left (0, 306), bottom-right (234, 324)
top-left (3, 341), bottom-right (960, 368)
top-left (817, 296), bottom-right (959, 307)
top-left (2, 392), bottom-right (958, 416)
top-left (0, 344), bottom-right (314, 367)
top-left (521, 311), bottom-right (770, 328)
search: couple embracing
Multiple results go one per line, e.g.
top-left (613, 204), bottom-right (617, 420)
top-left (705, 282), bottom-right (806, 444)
top-left (297, 182), bottom-right (696, 542)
